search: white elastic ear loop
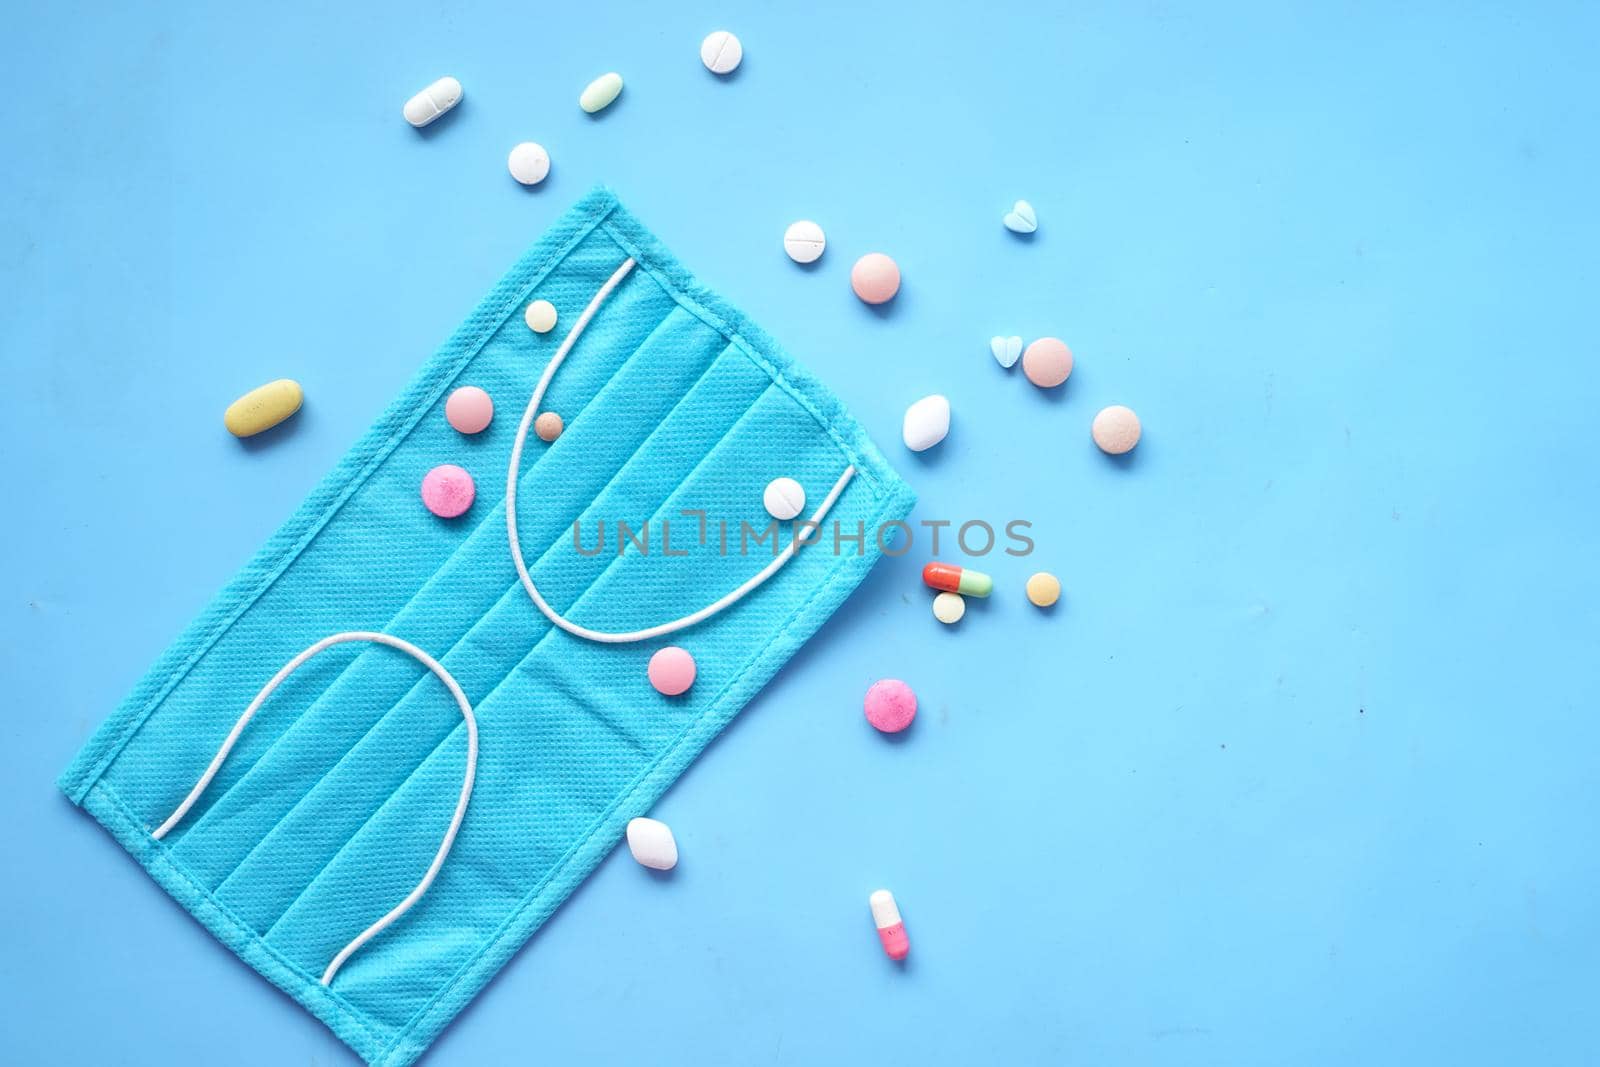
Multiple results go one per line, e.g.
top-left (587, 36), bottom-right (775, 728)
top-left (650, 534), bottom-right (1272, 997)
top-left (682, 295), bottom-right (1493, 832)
top-left (149, 631), bottom-right (478, 988)
top-left (505, 255), bottom-right (857, 644)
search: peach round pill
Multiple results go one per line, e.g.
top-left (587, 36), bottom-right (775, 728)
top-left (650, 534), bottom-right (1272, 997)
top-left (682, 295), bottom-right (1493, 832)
top-left (534, 412), bottom-right (564, 442)
top-left (932, 591), bottom-right (965, 624)
top-left (525, 299), bottom-right (558, 333)
top-left (648, 646), bottom-right (696, 696)
top-left (421, 464), bottom-right (475, 518)
top-left (1092, 405), bottom-right (1142, 454)
top-left (850, 253), bottom-right (901, 305)
top-left (1026, 571), bottom-right (1061, 607)
top-left (1022, 337), bottom-right (1073, 388)
top-left (445, 386), bottom-right (493, 434)
top-left (864, 678), bottom-right (916, 733)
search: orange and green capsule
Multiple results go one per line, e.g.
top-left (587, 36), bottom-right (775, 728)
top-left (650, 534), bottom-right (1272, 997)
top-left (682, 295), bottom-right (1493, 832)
top-left (922, 562), bottom-right (993, 598)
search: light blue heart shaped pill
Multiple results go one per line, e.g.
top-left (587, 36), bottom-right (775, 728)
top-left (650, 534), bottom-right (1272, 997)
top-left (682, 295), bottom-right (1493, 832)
top-left (990, 335), bottom-right (1023, 368)
top-left (1002, 200), bottom-right (1038, 234)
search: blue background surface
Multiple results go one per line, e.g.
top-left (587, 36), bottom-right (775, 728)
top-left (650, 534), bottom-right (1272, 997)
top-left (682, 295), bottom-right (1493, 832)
top-left (2, 2), bottom-right (1597, 1064)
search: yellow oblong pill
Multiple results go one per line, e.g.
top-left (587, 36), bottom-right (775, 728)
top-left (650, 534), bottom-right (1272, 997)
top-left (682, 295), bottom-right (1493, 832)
top-left (224, 378), bottom-right (303, 437)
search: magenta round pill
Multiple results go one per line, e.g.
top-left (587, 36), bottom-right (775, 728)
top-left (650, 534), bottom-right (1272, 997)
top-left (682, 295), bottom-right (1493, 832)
top-left (850, 253), bottom-right (901, 305)
top-left (648, 646), bottom-right (696, 696)
top-left (864, 678), bottom-right (917, 733)
top-left (421, 464), bottom-right (475, 518)
top-left (445, 386), bottom-right (494, 434)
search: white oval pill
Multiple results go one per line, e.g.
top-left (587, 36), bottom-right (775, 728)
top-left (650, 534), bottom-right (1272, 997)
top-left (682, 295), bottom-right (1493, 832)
top-left (902, 394), bottom-right (951, 452)
top-left (783, 220), bottom-right (826, 264)
top-left (507, 142), bottom-right (550, 185)
top-left (402, 76), bottom-right (462, 128)
top-left (763, 476), bottom-right (807, 521)
top-left (626, 817), bottom-right (678, 870)
top-left (580, 72), bottom-right (624, 114)
top-left (700, 31), bottom-right (743, 74)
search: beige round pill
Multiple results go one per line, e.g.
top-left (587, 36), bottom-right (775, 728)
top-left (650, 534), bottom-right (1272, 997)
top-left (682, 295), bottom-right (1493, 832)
top-left (1091, 405), bottom-right (1141, 454)
top-left (1022, 337), bottom-right (1073, 388)
top-left (1025, 572), bottom-right (1061, 608)
top-left (535, 411), bottom-right (564, 442)
top-left (932, 591), bottom-right (966, 624)
top-left (525, 299), bottom-right (558, 334)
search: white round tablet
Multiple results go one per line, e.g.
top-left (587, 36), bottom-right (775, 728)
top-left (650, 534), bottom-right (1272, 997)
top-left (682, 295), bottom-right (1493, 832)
top-left (932, 591), bottom-right (966, 625)
top-left (524, 299), bottom-right (557, 333)
top-left (507, 142), bottom-right (550, 186)
top-left (700, 30), bottom-right (743, 74)
top-left (783, 220), bottom-right (826, 264)
top-left (763, 476), bottom-right (807, 521)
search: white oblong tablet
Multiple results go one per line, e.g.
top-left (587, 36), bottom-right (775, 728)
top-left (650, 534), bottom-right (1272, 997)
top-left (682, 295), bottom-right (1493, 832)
top-left (403, 76), bottom-right (462, 127)
top-left (626, 817), bottom-right (678, 870)
top-left (580, 72), bottom-right (624, 114)
top-left (902, 394), bottom-right (951, 452)
top-left (763, 476), bottom-right (807, 521)
top-left (783, 220), bottom-right (826, 264)
top-left (700, 31), bottom-right (743, 74)
top-left (507, 142), bottom-right (550, 185)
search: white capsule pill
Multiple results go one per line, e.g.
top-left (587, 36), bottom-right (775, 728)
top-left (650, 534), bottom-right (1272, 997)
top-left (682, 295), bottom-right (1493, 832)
top-left (626, 817), bottom-right (678, 870)
top-left (700, 31), bottom-right (743, 75)
top-left (580, 72), bottom-right (624, 114)
top-left (403, 76), bottom-right (463, 128)
top-left (783, 220), bottom-right (826, 264)
top-left (763, 476), bottom-right (807, 521)
top-left (507, 142), bottom-right (550, 186)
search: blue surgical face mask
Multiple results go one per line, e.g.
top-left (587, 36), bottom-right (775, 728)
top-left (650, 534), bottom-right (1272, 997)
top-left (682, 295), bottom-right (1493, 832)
top-left (59, 187), bottom-right (915, 1067)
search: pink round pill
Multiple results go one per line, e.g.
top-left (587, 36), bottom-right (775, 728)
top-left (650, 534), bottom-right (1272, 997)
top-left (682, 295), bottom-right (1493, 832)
top-left (421, 464), bottom-right (475, 518)
top-left (445, 386), bottom-right (494, 434)
top-left (648, 646), bottom-right (696, 696)
top-left (864, 678), bottom-right (917, 733)
top-left (850, 253), bottom-right (901, 305)
top-left (1022, 337), bottom-right (1073, 388)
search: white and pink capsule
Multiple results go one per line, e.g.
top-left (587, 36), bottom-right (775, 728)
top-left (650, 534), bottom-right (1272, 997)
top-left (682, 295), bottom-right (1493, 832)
top-left (869, 889), bottom-right (909, 961)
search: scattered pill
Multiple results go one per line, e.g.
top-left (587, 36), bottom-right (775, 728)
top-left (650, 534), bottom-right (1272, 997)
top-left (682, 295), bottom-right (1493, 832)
top-left (402, 76), bottom-right (463, 128)
top-left (1022, 337), bottom-right (1073, 388)
top-left (932, 591), bottom-right (966, 624)
top-left (851, 253), bottom-right (901, 305)
top-left (445, 386), bottom-right (493, 435)
top-left (580, 72), bottom-right (624, 114)
top-left (1026, 571), bottom-right (1061, 607)
top-left (700, 30), bottom-right (743, 74)
top-left (224, 378), bottom-right (303, 438)
top-left (1003, 199), bottom-right (1038, 234)
top-left (990, 335), bottom-right (1023, 369)
top-left (763, 476), bottom-right (807, 520)
top-left (902, 394), bottom-right (950, 452)
top-left (626, 817), bottom-right (679, 871)
top-left (1092, 405), bottom-right (1142, 454)
top-left (648, 646), bottom-right (696, 696)
top-left (524, 299), bottom-right (558, 333)
top-left (869, 889), bottom-right (910, 961)
top-left (922, 562), bottom-right (993, 598)
top-left (864, 678), bottom-right (917, 733)
top-left (783, 220), bottom-right (826, 264)
top-left (421, 464), bottom-right (475, 518)
top-left (507, 142), bottom-right (550, 186)
top-left (534, 412), bottom-right (564, 442)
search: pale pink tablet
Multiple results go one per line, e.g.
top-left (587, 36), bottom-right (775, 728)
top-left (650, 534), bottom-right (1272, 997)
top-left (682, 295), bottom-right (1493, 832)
top-left (421, 464), bottom-right (475, 518)
top-left (1022, 337), bottom-right (1073, 388)
top-left (445, 386), bottom-right (494, 434)
top-left (864, 678), bottom-right (917, 733)
top-left (1092, 405), bottom-right (1142, 454)
top-left (648, 646), bottom-right (696, 696)
top-left (851, 253), bottom-right (901, 305)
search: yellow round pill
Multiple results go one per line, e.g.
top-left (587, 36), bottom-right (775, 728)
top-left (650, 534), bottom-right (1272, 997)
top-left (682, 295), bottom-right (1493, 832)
top-left (932, 591), bottom-right (965, 624)
top-left (1025, 572), bottom-right (1061, 608)
top-left (224, 378), bottom-right (303, 438)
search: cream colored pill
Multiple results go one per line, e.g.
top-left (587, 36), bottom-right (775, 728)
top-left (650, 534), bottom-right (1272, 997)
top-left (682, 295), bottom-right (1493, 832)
top-left (580, 72), bottom-right (624, 114)
top-left (507, 142), bottom-right (550, 186)
top-left (1092, 405), bottom-right (1142, 454)
top-left (932, 591), bottom-right (966, 624)
top-left (402, 76), bottom-right (462, 127)
top-left (783, 220), bottom-right (826, 264)
top-left (224, 379), bottom-right (303, 438)
top-left (525, 299), bottom-right (558, 333)
top-left (700, 30), bottom-right (743, 74)
top-left (1026, 572), bottom-right (1061, 608)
